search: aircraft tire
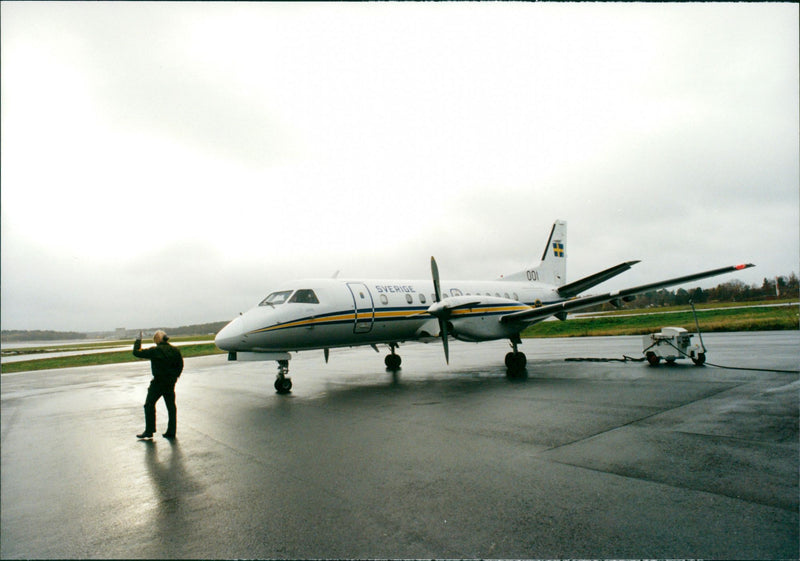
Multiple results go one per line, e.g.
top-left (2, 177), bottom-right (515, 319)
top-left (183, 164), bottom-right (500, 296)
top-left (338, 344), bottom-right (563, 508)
top-left (385, 354), bottom-right (401, 370)
top-left (646, 352), bottom-right (660, 367)
top-left (275, 377), bottom-right (293, 394)
top-left (505, 352), bottom-right (527, 378)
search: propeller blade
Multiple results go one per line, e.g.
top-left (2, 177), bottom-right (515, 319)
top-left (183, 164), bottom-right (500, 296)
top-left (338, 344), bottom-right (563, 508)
top-left (440, 318), bottom-right (450, 364)
top-left (431, 256), bottom-right (449, 364)
top-left (431, 256), bottom-right (442, 303)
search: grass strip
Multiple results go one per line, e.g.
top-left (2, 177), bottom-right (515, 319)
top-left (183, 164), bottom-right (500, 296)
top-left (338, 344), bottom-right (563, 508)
top-left (1, 335), bottom-right (214, 356)
top-left (578, 298), bottom-right (799, 317)
top-left (1, 344), bottom-right (224, 374)
top-left (524, 305), bottom-right (798, 338)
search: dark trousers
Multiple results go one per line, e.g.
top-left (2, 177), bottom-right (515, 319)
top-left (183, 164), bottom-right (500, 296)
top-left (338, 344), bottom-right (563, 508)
top-left (143, 378), bottom-right (177, 435)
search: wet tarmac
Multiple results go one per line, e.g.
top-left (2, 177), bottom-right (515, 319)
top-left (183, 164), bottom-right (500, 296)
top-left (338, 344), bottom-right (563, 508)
top-left (1, 332), bottom-right (797, 559)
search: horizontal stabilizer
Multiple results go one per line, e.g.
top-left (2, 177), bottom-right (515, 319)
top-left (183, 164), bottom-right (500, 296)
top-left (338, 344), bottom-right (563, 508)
top-left (557, 261), bottom-right (640, 298)
top-left (501, 263), bottom-right (755, 325)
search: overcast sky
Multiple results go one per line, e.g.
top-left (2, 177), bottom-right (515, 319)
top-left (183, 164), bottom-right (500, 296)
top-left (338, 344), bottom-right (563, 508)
top-left (2, 2), bottom-right (798, 333)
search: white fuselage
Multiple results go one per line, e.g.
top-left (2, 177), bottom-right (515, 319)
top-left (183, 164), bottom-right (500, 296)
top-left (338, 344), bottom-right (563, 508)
top-left (215, 277), bottom-right (561, 353)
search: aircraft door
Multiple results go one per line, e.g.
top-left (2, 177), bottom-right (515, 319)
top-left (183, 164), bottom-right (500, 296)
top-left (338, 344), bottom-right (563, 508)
top-left (346, 283), bottom-right (375, 333)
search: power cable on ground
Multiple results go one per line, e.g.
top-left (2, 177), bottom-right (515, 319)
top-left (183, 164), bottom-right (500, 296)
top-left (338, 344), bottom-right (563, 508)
top-left (564, 301), bottom-right (800, 375)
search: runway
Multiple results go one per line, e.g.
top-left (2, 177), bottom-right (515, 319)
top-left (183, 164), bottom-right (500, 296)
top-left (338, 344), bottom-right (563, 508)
top-left (1, 332), bottom-right (797, 559)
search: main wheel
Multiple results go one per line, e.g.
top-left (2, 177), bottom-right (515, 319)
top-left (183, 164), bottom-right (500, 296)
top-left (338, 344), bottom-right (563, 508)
top-left (275, 377), bottom-right (293, 394)
top-left (385, 354), bottom-right (401, 370)
top-left (505, 352), bottom-right (527, 378)
top-left (646, 352), bottom-right (660, 367)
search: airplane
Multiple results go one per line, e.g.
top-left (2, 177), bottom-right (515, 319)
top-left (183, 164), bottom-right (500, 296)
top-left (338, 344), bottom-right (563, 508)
top-left (214, 220), bottom-right (754, 393)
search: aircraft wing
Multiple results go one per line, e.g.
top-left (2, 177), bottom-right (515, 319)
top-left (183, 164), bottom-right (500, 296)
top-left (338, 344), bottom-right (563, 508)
top-left (557, 260), bottom-right (641, 298)
top-left (500, 263), bottom-right (755, 325)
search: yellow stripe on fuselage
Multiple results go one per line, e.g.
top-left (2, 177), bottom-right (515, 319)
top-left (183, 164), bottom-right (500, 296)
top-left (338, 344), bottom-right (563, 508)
top-left (250, 312), bottom-right (355, 334)
top-left (248, 303), bottom-right (531, 335)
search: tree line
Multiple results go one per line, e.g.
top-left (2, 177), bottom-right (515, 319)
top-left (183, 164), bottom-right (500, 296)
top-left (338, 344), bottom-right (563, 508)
top-left (1, 330), bottom-right (88, 343)
top-left (595, 272), bottom-right (799, 311)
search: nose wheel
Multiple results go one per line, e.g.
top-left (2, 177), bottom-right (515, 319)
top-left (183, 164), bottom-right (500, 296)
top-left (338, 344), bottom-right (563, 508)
top-left (275, 360), bottom-right (292, 394)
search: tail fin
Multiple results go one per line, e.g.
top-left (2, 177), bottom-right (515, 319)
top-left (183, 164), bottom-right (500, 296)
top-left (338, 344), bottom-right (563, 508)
top-left (536, 219), bottom-right (567, 286)
top-left (501, 220), bottom-right (567, 286)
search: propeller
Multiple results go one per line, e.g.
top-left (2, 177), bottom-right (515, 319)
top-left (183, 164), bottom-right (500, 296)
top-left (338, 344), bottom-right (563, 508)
top-left (430, 256), bottom-right (450, 364)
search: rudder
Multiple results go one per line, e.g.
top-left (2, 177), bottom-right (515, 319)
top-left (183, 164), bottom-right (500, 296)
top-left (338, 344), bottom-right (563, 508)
top-left (535, 220), bottom-right (567, 286)
top-left (501, 220), bottom-right (567, 286)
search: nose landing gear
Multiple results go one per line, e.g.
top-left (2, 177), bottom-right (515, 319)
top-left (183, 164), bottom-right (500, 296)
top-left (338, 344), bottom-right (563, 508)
top-left (274, 359), bottom-right (292, 394)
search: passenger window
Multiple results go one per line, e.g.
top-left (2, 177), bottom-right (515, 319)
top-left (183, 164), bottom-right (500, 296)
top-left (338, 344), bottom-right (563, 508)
top-left (289, 289), bottom-right (319, 304)
top-left (380, 294), bottom-right (389, 305)
top-left (504, 293), bottom-right (510, 299)
top-left (419, 294), bottom-right (427, 304)
top-left (259, 290), bottom-right (293, 306)
top-left (406, 294), bottom-right (413, 304)
top-left (513, 293), bottom-right (519, 301)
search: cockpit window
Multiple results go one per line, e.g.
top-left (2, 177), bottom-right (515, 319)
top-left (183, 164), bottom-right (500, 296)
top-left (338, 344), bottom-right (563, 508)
top-left (259, 290), bottom-right (293, 307)
top-left (289, 289), bottom-right (319, 304)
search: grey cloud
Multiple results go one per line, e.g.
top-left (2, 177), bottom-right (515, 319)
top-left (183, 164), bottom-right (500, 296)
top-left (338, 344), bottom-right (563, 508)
top-left (34, 6), bottom-right (298, 168)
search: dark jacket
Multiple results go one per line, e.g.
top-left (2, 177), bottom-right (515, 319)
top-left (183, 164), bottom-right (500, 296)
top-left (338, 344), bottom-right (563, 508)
top-left (133, 340), bottom-right (184, 380)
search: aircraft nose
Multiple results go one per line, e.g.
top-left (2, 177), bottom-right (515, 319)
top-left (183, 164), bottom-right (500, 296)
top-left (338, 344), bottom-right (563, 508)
top-left (215, 316), bottom-right (246, 351)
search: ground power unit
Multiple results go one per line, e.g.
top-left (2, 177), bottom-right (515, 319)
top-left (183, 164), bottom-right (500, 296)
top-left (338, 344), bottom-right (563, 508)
top-left (643, 327), bottom-right (706, 366)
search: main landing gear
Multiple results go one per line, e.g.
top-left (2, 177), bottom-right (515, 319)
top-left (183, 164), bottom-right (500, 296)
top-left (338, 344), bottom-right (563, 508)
top-left (274, 359), bottom-right (292, 394)
top-left (505, 337), bottom-right (527, 378)
top-left (385, 343), bottom-right (402, 371)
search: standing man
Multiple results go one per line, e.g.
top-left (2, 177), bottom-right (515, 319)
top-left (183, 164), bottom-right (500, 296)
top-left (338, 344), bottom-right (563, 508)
top-left (133, 330), bottom-right (183, 439)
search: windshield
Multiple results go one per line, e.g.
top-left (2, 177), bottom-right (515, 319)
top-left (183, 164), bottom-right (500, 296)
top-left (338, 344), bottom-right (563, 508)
top-left (289, 289), bottom-right (319, 304)
top-left (259, 290), bottom-right (293, 307)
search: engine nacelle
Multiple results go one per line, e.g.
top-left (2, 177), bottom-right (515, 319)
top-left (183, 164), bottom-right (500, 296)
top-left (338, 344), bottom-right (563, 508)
top-left (448, 316), bottom-right (521, 342)
top-left (437, 295), bottom-right (532, 342)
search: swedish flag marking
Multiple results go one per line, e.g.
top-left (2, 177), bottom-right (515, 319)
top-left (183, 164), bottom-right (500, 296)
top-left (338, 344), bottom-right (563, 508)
top-left (552, 242), bottom-right (565, 258)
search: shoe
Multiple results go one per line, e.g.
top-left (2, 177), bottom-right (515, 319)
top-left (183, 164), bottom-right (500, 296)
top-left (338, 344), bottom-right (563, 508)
top-left (136, 432), bottom-right (154, 439)
top-left (162, 433), bottom-right (176, 439)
